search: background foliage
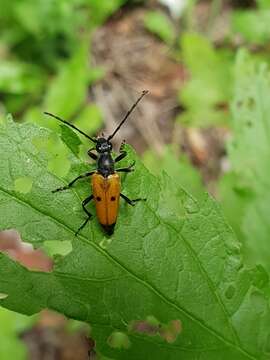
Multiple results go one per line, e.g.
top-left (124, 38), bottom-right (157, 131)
top-left (1, 0), bottom-right (270, 358)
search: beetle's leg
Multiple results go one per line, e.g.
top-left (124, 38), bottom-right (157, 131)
top-left (116, 161), bottom-right (135, 173)
top-left (75, 194), bottom-right (94, 236)
top-left (120, 139), bottom-right (126, 151)
top-left (114, 140), bottom-right (127, 163)
top-left (88, 148), bottom-right (98, 160)
top-left (120, 193), bottom-right (146, 206)
top-left (114, 151), bottom-right (127, 163)
top-left (52, 171), bottom-right (95, 193)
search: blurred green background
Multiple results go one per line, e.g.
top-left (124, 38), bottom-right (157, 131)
top-left (1, 0), bottom-right (270, 358)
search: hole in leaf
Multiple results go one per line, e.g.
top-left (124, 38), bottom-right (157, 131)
top-left (129, 315), bottom-right (160, 336)
top-left (14, 177), bottom-right (33, 194)
top-left (32, 136), bottom-right (48, 151)
top-left (107, 331), bottom-right (131, 349)
top-left (159, 320), bottom-right (182, 343)
top-left (46, 134), bottom-right (71, 178)
top-left (42, 240), bottom-right (72, 257)
top-left (129, 316), bottom-right (182, 343)
top-left (48, 156), bottom-right (70, 178)
top-left (0, 230), bottom-right (53, 272)
top-left (0, 293), bottom-right (8, 299)
top-left (99, 238), bottom-right (112, 249)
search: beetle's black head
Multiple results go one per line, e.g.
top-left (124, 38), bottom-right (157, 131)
top-left (96, 137), bottom-right (112, 153)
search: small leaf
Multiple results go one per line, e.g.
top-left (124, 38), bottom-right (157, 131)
top-left (0, 61), bottom-right (44, 95)
top-left (60, 125), bottom-right (82, 157)
top-left (88, 0), bottom-right (127, 25)
top-left (144, 11), bottom-right (175, 45)
top-left (179, 32), bottom-right (233, 126)
top-left (44, 44), bottom-right (90, 119)
top-left (232, 9), bottom-right (270, 45)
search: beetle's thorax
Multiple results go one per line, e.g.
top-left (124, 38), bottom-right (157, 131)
top-left (97, 152), bottom-right (114, 177)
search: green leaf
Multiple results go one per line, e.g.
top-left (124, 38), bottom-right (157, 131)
top-left (143, 146), bottom-right (205, 201)
top-left (88, 0), bottom-right (127, 26)
top-left (232, 9), bottom-right (270, 45)
top-left (0, 118), bottom-right (269, 359)
top-left (0, 306), bottom-right (35, 360)
top-left (44, 44), bottom-right (90, 119)
top-left (13, 0), bottom-right (81, 37)
top-left (219, 49), bottom-right (270, 271)
top-left (144, 11), bottom-right (175, 45)
top-left (256, 0), bottom-right (270, 9)
top-left (73, 104), bottom-right (103, 136)
top-left (0, 60), bottom-right (44, 95)
top-left (179, 33), bottom-right (233, 126)
top-left (60, 125), bottom-right (82, 157)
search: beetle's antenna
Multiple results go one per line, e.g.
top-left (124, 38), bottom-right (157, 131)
top-left (107, 90), bottom-right (149, 141)
top-left (44, 112), bottom-right (97, 143)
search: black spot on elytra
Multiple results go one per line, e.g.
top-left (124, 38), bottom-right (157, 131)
top-left (111, 196), bottom-right (116, 201)
top-left (96, 196), bottom-right (102, 201)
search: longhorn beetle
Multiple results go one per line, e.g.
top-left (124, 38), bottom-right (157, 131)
top-left (44, 90), bottom-right (148, 235)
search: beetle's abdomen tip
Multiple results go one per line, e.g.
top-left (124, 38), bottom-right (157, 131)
top-left (102, 224), bottom-right (115, 235)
